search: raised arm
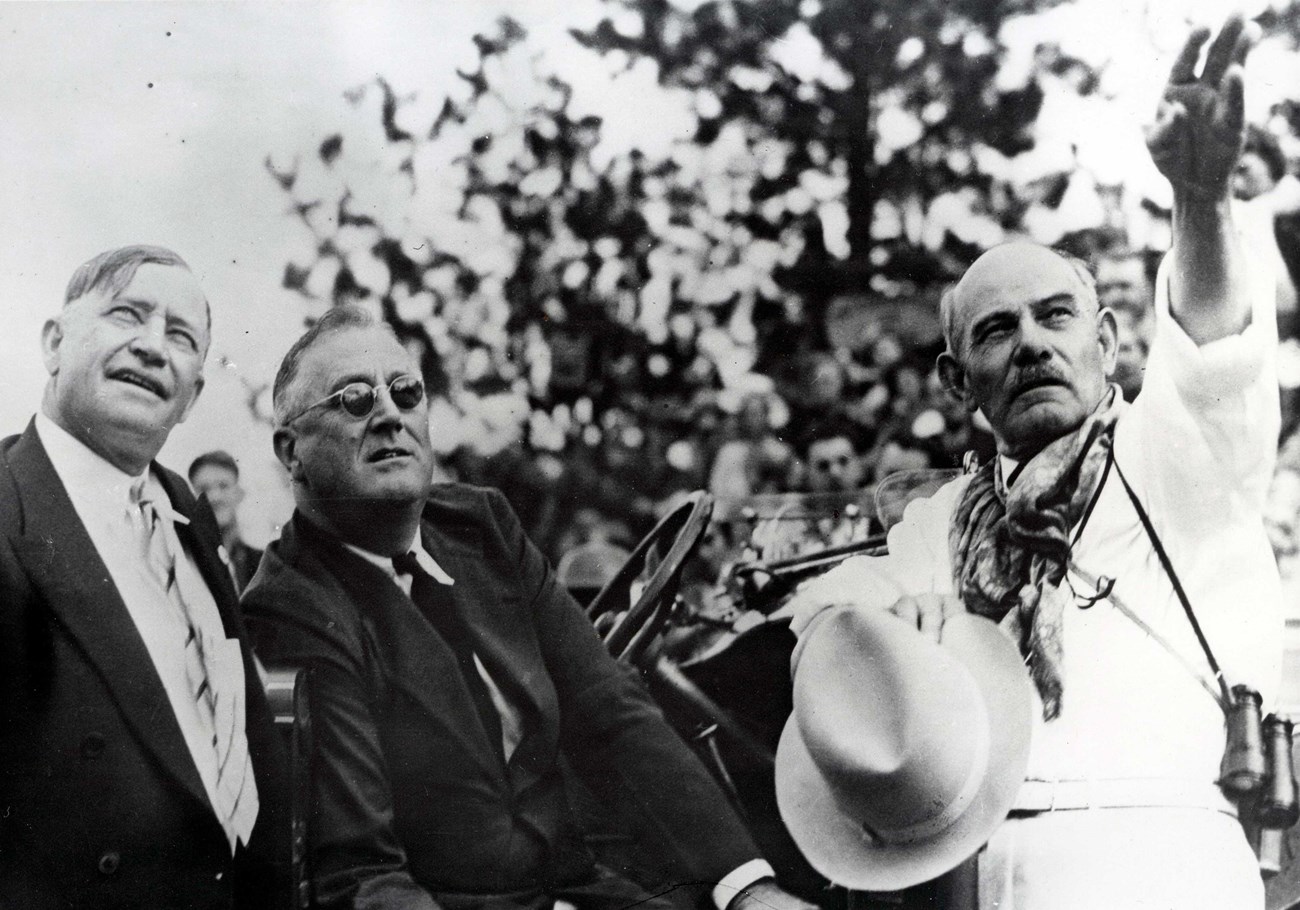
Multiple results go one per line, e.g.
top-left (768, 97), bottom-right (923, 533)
top-left (1145, 14), bottom-right (1259, 344)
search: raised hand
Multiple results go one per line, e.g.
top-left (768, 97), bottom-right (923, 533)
top-left (1145, 14), bottom-right (1259, 200)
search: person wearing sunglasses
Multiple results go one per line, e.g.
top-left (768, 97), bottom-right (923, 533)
top-left (243, 305), bottom-right (811, 910)
top-left (0, 245), bottom-right (289, 908)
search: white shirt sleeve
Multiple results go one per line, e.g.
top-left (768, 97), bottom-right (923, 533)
top-left (788, 476), bottom-right (968, 640)
top-left (1115, 248), bottom-right (1284, 706)
top-left (1118, 248), bottom-right (1280, 536)
top-left (711, 859), bottom-right (777, 910)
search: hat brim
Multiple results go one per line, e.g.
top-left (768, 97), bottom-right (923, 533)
top-left (776, 612), bottom-right (1033, 892)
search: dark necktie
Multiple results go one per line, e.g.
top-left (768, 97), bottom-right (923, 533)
top-left (393, 552), bottom-right (505, 763)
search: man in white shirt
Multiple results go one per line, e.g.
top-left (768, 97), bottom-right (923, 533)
top-left (785, 16), bottom-right (1282, 908)
top-left (0, 245), bottom-right (287, 909)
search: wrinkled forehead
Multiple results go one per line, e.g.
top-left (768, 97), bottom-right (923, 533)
top-left (946, 244), bottom-right (1093, 350)
top-left (298, 325), bottom-right (416, 394)
top-left (73, 261), bottom-right (211, 334)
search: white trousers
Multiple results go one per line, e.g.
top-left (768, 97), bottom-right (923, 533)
top-left (978, 809), bottom-right (1263, 909)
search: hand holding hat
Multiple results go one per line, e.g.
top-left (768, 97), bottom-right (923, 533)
top-left (776, 604), bottom-right (1033, 892)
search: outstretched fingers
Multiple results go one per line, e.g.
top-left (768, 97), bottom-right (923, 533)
top-left (1215, 66), bottom-right (1246, 135)
top-left (1201, 13), bottom-right (1245, 87)
top-left (1233, 19), bottom-right (1260, 68)
top-left (1168, 25), bottom-right (1210, 85)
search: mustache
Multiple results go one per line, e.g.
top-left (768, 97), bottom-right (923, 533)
top-left (1010, 365), bottom-right (1069, 396)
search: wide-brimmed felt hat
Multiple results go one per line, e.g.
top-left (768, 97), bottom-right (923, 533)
top-left (775, 606), bottom-right (1033, 891)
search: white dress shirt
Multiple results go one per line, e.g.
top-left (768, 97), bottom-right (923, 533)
top-left (36, 413), bottom-right (251, 851)
top-left (344, 535), bottom-right (526, 761)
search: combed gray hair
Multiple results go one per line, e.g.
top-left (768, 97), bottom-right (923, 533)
top-left (64, 244), bottom-right (211, 335)
top-left (272, 305), bottom-right (399, 424)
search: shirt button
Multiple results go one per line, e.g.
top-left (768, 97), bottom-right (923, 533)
top-left (80, 733), bottom-right (106, 759)
top-left (97, 851), bottom-right (120, 875)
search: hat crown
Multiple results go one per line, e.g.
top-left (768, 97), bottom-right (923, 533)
top-left (796, 609), bottom-right (992, 845)
top-left (776, 606), bottom-right (1033, 891)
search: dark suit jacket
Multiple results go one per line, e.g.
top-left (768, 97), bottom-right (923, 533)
top-left (243, 484), bottom-right (759, 910)
top-left (0, 421), bottom-right (289, 910)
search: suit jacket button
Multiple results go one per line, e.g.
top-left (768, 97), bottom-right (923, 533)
top-left (80, 733), bottom-right (106, 759)
top-left (97, 851), bottom-right (120, 875)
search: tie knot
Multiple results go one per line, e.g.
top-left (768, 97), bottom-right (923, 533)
top-left (392, 552), bottom-right (421, 577)
top-left (130, 479), bottom-right (164, 525)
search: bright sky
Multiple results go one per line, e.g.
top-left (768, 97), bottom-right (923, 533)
top-left (0, 1), bottom-right (607, 540)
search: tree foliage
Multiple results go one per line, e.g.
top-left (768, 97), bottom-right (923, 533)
top-left (266, 0), bottom-right (1300, 409)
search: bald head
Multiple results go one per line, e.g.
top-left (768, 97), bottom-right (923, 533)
top-left (936, 242), bottom-right (1116, 460)
top-left (942, 244), bottom-right (1098, 358)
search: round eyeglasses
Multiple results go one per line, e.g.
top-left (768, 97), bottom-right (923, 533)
top-left (285, 375), bottom-right (425, 424)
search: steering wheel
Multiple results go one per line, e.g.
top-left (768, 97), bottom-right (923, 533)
top-left (586, 491), bottom-right (714, 666)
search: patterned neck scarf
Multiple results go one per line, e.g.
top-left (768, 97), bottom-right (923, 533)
top-left (949, 386), bottom-right (1122, 720)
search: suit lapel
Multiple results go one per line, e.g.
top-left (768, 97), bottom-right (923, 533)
top-left (417, 512), bottom-right (556, 770)
top-left (3, 427), bottom-right (212, 811)
top-left (290, 515), bottom-right (509, 782)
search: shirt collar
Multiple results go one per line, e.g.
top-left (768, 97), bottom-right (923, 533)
top-left (37, 411), bottom-right (143, 507)
top-left (997, 454), bottom-right (1019, 498)
top-left (344, 529), bottom-right (455, 586)
top-left (37, 413), bottom-right (191, 526)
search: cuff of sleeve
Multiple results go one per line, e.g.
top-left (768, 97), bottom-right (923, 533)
top-left (1151, 248), bottom-right (1276, 402)
top-left (713, 859), bottom-right (776, 910)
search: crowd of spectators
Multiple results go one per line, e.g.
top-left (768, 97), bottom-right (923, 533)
top-left (429, 289), bottom-right (997, 565)
top-left (423, 121), bottom-right (1300, 599)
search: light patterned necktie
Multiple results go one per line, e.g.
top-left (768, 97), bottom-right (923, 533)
top-left (129, 479), bottom-right (258, 850)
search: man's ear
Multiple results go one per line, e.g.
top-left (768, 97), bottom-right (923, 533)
top-left (273, 426), bottom-right (305, 484)
top-left (40, 316), bottom-right (64, 376)
top-left (937, 352), bottom-right (975, 412)
top-left (1097, 307), bottom-right (1118, 378)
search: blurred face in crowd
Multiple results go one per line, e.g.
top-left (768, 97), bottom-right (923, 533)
top-left (806, 357), bottom-right (845, 408)
top-left (874, 441), bottom-right (932, 483)
top-left (1233, 150), bottom-right (1277, 202)
top-left (938, 243), bottom-right (1116, 461)
top-left (806, 436), bottom-right (863, 493)
top-left (42, 263), bottom-right (209, 475)
top-left (275, 326), bottom-right (433, 512)
top-left (191, 463), bottom-right (244, 535)
top-left (1095, 256), bottom-right (1149, 321)
top-left (1111, 308), bottom-right (1149, 402)
top-left (737, 395), bottom-right (770, 439)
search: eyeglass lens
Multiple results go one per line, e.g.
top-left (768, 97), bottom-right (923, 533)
top-left (337, 376), bottom-right (424, 417)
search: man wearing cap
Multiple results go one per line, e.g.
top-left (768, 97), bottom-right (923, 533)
top-left (781, 15), bottom-right (1282, 909)
top-left (0, 245), bottom-right (287, 907)
top-left (189, 449), bottom-right (264, 592)
top-left (242, 306), bottom-right (813, 910)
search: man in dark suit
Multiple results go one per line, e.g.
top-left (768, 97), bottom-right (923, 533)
top-left (243, 306), bottom-right (811, 910)
top-left (0, 245), bottom-right (287, 908)
top-left (189, 449), bottom-right (264, 592)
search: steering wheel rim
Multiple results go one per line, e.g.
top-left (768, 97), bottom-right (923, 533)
top-left (587, 491), bottom-right (714, 665)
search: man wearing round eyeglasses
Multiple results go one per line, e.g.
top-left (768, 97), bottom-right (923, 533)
top-left (244, 306), bottom-right (809, 910)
